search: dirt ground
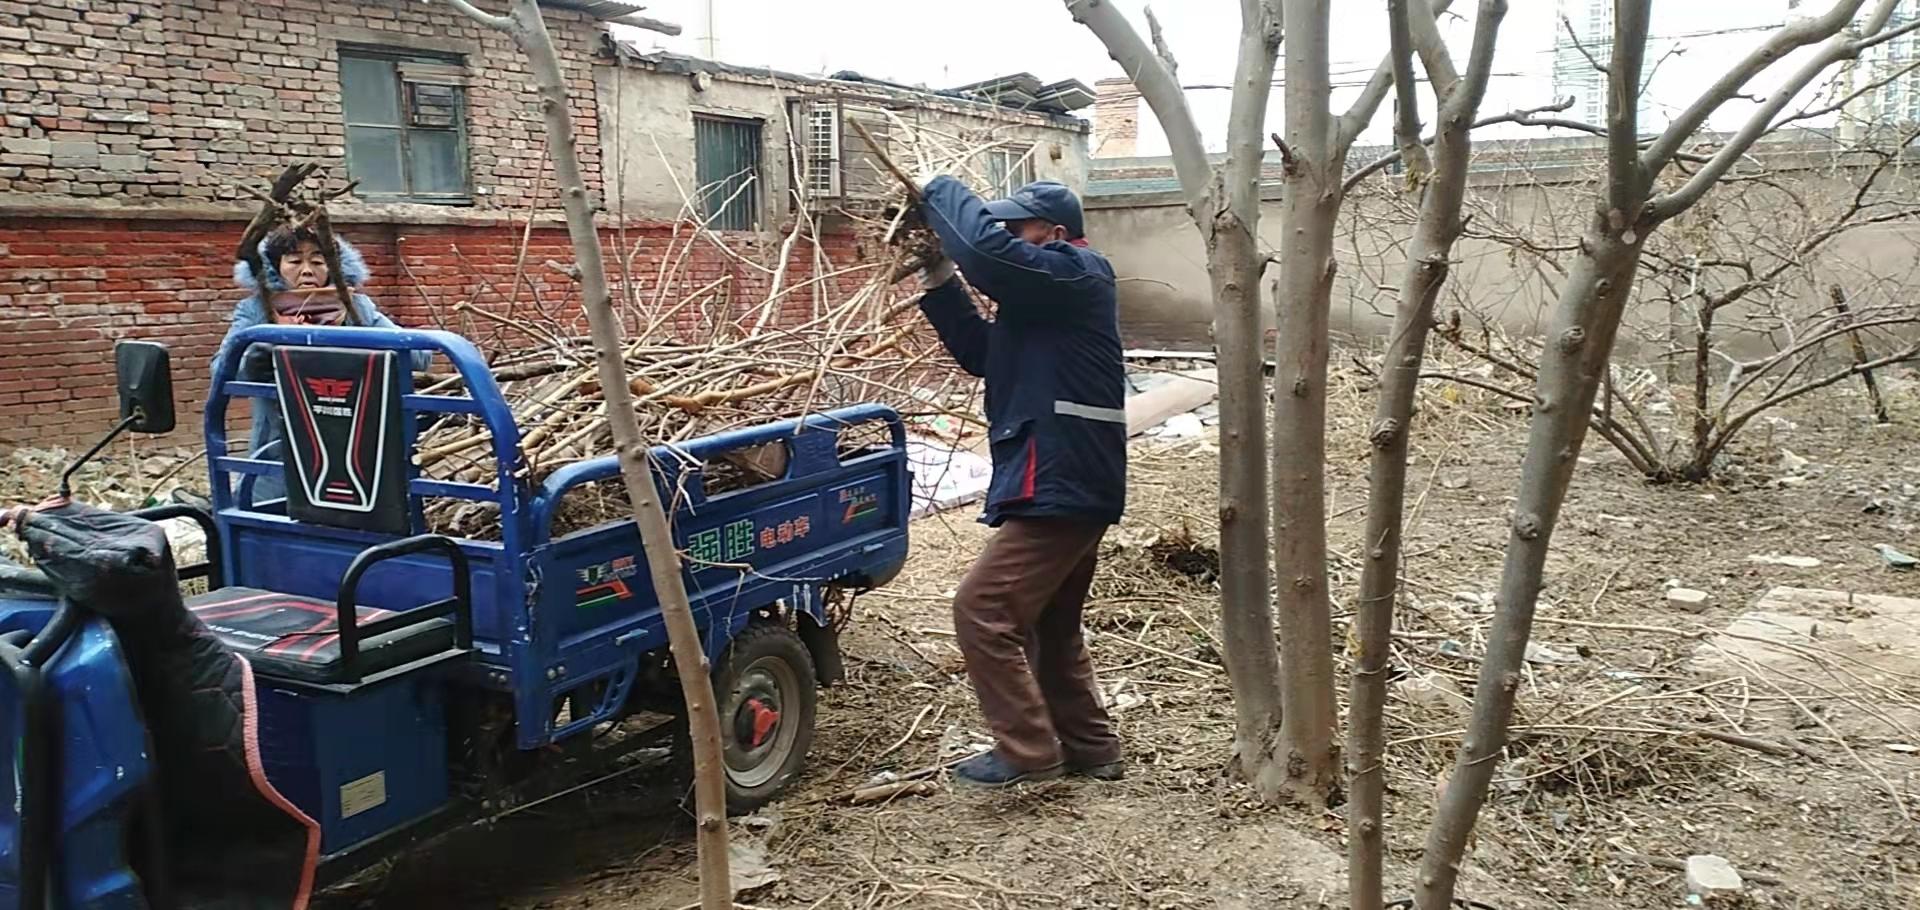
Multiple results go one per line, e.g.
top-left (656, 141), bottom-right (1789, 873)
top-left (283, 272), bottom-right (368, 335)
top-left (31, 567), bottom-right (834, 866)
top-left (10, 356), bottom-right (1920, 909)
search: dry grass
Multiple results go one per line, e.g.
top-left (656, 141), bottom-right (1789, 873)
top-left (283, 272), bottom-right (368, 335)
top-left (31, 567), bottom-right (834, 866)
top-left (11, 341), bottom-right (1920, 909)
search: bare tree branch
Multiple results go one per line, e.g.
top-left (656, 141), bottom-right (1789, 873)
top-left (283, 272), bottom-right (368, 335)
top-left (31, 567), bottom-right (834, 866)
top-left (443, 0), bottom-right (513, 30)
top-left (1773, 55), bottom-right (1920, 129)
top-left (1348, 4), bottom-right (1508, 906)
top-left (1649, 0), bottom-right (1903, 220)
top-left (1606, 0), bottom-right (1653, 218)
top-left (1343, 98), bottom-right (1575, 193)
top-left (1146, 5), bottom-right (1181, 77)
top-left (1709, 341), bottom-right (1920, 464)
top-left (1065, 0), bottom-right (1210, 212)
top-left (1227, 0), bottom-right (1287, 225)
top-left (1721, 313), bottom-right (1920, 408)
top-left (1642, 0), bottom-right (1872, 174)
top-left (1407, 0), bottom-right (1463, 100)
top-left (1334, 0), bottom-right (1456, 153)
top-left (1387, 0), bottom-right (1430, 186)
top-left (1336, 63), bottom-right (1399, 152)
top-left (1423, 369), bottom-right (1660, 475)
top-left (1442, 0), bottom-right (1503, 120)
top-left (1851, 11), bottom-right (1920, 52)
top-left (435, 2), bottom-right (728, 905)
top-left (1559, 14), bottom-right (1610, 76)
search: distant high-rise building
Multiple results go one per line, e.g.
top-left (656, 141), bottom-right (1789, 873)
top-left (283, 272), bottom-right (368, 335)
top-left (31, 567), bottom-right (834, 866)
top-left (1553, 0), bottom-right (1656, 130)
top-left (1855, 0), bottom-right (1920, 129)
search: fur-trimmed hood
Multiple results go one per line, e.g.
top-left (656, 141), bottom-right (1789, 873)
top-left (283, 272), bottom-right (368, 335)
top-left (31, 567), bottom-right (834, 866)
top-left (232, 236), bottom-right (370, 292)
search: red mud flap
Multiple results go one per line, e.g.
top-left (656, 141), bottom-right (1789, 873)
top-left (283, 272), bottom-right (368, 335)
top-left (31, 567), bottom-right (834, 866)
top-left (237, 656), bottom-right (323, 910)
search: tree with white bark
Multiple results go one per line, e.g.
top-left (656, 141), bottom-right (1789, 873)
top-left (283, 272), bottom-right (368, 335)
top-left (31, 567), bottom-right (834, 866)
top-left (1414, 2), bottom-right (1920, 906)
top-left (1064, 0), bottom-right (1449, 802)
top-left (437, 4), bottom-right (734, 910)
top-left (1063, 0), bottom-right (1288, 796)
top-left (1344, 2), bottom-right (1508, 907)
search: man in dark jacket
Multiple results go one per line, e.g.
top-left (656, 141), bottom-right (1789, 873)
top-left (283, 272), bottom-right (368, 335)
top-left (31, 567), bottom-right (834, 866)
top-left (916, 175), bottom-right (1128, 787)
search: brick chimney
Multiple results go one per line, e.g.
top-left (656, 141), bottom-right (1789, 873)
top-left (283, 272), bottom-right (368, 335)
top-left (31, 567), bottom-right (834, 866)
top-left (1093, 77), bottom-right (1138, 158)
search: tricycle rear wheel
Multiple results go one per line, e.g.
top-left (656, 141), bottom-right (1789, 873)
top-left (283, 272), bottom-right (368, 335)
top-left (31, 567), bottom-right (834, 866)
top-left (677, 621), bottom-right (818, 814)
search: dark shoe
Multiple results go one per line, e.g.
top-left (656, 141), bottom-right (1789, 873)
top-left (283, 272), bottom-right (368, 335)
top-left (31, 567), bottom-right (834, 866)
top-left (952, 751), bottom-right (1063, 788)
top-left (1067, 757), bottom-right (1126, 781)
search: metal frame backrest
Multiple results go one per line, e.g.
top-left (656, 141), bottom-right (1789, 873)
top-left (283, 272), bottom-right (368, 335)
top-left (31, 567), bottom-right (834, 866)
top-left (205, 326), bottom-right (529, 560)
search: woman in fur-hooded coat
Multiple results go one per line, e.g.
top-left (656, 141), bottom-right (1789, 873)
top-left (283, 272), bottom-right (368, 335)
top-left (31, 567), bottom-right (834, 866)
top-left (217, 229), bottom-right (427, 501)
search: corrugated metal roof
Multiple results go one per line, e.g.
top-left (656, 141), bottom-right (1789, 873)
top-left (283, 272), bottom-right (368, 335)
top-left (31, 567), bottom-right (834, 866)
top-left (539, 0), bottom-right (649, 21)
top-left (610, 47), bottom-right (1091, 130)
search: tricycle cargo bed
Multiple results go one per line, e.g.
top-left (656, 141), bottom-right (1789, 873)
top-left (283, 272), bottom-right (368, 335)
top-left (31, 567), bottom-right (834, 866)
top-left (206, 326), bottom-right (911, 748)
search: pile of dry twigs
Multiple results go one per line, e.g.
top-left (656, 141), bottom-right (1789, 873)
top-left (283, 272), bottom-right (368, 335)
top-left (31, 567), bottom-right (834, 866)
top-left (409, 116), bottom-right (1033, 538)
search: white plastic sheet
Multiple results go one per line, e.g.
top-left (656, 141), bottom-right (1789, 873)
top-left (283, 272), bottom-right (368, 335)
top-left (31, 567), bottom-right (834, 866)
top-left (905, 436), bottom-right (993, 519)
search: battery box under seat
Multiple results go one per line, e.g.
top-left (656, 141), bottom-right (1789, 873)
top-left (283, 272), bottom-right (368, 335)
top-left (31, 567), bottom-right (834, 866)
top-left (186, 587), bottom-right (454, 683)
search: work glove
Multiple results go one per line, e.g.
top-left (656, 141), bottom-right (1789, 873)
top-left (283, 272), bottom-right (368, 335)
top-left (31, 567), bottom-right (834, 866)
top-left (238, 342), bottom-right (274, 381)
top-left (917, 256), bottom-right (956, 290)
top-left (911, 168), bottom-right (943, 196)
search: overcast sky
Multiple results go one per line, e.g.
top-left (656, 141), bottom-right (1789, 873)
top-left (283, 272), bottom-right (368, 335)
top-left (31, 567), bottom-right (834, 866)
top-left (618, 1), bottom-right (1848, 154)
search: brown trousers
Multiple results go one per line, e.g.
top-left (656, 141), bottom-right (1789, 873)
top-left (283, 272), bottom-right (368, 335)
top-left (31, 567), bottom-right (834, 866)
top-left (952, 517), bottom-right (1121, 772)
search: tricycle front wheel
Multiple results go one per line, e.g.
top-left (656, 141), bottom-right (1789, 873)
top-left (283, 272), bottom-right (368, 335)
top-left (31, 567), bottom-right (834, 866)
top-left (677, 621), bottom-right (818, 814)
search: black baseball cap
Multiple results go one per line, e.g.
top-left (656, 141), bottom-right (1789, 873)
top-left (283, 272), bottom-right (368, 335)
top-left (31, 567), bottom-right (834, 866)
top-left (983, 180), bottom-right (1086, 239)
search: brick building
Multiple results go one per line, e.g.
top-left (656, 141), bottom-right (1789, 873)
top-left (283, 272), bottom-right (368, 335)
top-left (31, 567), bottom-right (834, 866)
top-left (0, 0), bottom-right (1092, 447)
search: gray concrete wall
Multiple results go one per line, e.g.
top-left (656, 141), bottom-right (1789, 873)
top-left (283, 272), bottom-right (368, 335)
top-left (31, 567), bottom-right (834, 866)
top-left (1086, 170), bottom-right (1920, 359)
top-left (597, 61), bottom-right (1091, 232)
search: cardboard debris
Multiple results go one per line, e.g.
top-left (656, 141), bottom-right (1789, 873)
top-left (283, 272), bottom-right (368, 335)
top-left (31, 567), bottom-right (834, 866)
top-left (1126, 368), bottom-right (1217, 437)
top-left (1694, 586), bottom-right (1920, 733)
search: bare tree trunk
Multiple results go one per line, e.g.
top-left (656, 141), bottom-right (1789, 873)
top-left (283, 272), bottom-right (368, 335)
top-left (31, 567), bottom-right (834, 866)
top-left (1068, 0), bottom-right (1416, 805)
top-left (1215, 0), bottom-right (1288, 792)
top-left (441, 3), bottom-right (732, 908)
top-left (1415, 225), bottom-right (1647, 908)
top-left (1417, 1), bottom-right (1903, 903)
top-left (1832, 284), bottom-right (1893, 424)
top-left (1066, 0), bottom-right (1288, 788)
top-left (1270, 0), bottom-right (1343, 805)
top-left (1687, 306), bottom-right (1715, 481)
top-left (1348, 3), bottom-right (1505, 905)
top-left (1209, 229), bottom-right (1285, 782)
top-left (1414, 0), bottom-right (1655, 898)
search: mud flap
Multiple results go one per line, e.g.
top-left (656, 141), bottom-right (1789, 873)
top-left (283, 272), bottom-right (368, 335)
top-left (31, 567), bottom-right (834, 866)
top-left (796, 614), bottom-right (844, 687)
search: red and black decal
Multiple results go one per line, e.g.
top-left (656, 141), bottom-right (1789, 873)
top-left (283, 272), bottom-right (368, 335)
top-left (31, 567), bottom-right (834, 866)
top-left (272, 346), bottom-right (411, 534)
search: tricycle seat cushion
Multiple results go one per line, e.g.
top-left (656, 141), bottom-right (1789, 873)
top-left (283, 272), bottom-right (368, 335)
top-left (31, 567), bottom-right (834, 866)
top-left (185, 586), bottom-right (453, 683)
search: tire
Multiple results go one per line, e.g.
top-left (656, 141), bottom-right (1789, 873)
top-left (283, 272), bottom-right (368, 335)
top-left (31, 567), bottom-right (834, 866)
top-left (696, 622), bottom-right (818, 814)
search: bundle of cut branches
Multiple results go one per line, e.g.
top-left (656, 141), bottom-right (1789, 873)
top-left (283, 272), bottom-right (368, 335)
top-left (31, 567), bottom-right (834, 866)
top-left (410, 114), bottom-right (1031, 539)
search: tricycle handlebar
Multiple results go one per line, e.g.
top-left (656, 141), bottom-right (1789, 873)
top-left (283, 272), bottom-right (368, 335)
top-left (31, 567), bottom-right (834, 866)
top-left (335, 533), bottom-right (474, 682)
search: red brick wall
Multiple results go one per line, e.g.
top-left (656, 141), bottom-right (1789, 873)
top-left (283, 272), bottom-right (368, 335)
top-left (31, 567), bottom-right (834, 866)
top-left (0, 0), bottom-right (605, 207)
top-left (0, 215), bottom-right (872, 448)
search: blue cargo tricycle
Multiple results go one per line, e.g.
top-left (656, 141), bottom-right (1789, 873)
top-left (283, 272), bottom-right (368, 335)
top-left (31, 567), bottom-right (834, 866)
top-left (0, 326), bottom-right (911, 908)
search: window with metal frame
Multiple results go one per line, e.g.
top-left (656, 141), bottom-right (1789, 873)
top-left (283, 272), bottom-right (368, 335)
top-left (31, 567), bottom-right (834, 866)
top-left (338, 47), bottom-right (472, 204)
top-left (695, 114), bottom-right (764, 231)
top-left (803, 100), bottom-right (842, 198)
top-left (984, 145), bottom-right (1035, 197)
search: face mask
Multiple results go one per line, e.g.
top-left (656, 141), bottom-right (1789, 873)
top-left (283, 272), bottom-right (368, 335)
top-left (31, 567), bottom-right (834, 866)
top-left (268, 289), bottom-right (347, 326)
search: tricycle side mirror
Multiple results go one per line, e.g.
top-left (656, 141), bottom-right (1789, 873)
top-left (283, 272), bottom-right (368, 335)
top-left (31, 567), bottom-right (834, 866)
top-left (115, 341), bottom-right (175, 434)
